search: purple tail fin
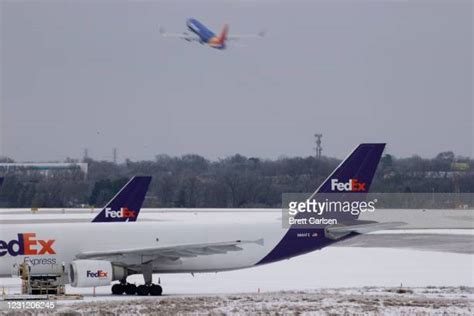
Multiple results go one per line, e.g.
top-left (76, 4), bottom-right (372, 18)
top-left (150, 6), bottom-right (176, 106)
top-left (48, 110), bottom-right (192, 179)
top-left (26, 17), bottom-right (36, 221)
top-left (92, 176), bottom-right (152, 223)
top-left (309, 143), bottom-right (385, 198)
top-left (258, 143), bottom-right (385, 265)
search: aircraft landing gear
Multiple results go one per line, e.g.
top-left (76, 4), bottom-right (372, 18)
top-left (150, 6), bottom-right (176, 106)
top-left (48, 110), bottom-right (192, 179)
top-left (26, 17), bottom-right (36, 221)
top-left (137, 284), bottom-right (149, 296)
top-left (111, 265), bottom-right (163, 296)
top-left (149, 284), bottom-right (162, 296)
top-left (111, 282), bottom-right (162, 296)
top-left (136, 283), bottom-right (162, 296)
top-left (138, 263), bottom-right (163, 296)
top-left (111, 279), bottom-right (138, 295)
top-left (125, 283), bottom-right (137, 295)
top-left (111, 283), bottom-right (125, 295)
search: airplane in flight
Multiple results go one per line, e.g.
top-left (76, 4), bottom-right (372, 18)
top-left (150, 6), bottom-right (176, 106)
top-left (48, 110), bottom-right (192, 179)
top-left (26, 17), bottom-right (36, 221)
top-left (0, 144), bottom-right (405, 296)
top-left (159, 18), bottom-right (265, 50)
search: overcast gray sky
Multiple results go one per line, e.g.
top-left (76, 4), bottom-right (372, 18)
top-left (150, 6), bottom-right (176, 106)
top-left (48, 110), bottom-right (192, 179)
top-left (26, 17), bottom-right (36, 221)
top-left (1, 0), bottom-right (472, 162)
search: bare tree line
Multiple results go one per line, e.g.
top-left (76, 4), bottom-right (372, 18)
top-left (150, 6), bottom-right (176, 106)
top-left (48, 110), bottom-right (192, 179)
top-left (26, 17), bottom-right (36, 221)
top-left (0, 151), bottom-right (472, 208)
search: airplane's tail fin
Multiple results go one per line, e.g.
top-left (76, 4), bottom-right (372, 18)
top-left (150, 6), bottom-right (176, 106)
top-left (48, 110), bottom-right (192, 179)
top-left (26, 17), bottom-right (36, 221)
top-left (258, 143), bottom-right (386, 264)
top-left (92, 176), bottom-right (152, 223)
top-left (217, 24), bottom-right (229, 44)
top-left (308, 143), bottom-right (385, 199)
top-left (305, 143), bottom-right (385, 223)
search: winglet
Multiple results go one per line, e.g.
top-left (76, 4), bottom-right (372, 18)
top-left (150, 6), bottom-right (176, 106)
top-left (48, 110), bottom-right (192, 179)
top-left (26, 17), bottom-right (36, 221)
top-left (253, 238), bottom-right (265, 246)
top-left (92, 176), bottom-right (152, 223)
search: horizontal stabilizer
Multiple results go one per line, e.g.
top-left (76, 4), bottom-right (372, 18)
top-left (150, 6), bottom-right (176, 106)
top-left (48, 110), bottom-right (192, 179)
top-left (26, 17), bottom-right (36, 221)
top-left (325, 221), bottom-right (406, 240)
top-left (327, 222), bottom-right (407, 234)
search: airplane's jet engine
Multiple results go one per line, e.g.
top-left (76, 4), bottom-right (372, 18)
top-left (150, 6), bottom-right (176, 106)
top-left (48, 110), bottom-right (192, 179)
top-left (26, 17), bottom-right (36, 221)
top-left (69, 260), bottom-right (127, 287)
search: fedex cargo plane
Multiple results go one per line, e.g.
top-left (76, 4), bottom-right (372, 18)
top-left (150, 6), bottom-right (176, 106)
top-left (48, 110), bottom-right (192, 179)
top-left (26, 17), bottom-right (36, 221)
top-left (160, 18), bottom-right (264, 50)
top-left (0, 144), bottom-right (404, 297)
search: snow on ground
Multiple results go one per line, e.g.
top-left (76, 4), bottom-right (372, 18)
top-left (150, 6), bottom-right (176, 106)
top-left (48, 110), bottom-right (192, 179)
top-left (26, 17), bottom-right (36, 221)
top-left (24, 287), bottom-right (474, 315)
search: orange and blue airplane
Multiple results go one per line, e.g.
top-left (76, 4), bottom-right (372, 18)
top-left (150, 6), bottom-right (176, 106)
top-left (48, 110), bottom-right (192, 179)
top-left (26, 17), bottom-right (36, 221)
top-left (160, 18), bottom-right (264, 50)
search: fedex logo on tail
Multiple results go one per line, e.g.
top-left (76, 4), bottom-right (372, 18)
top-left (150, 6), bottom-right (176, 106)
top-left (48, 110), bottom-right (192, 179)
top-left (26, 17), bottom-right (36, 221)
top-left (331, 179), bottom-right (366, 192)
top-left (0, 233), bottom-right (56, 257)
top-left (87, 270), bottom-right (108, 278)
top-left (105, 207), bottom-right (136, 219)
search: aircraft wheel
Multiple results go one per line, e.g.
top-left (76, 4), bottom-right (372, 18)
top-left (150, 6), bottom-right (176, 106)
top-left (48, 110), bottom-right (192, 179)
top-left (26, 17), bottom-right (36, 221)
top-left (149, 284), bottom-right (162, 296)
top-left (137, 284), bottom-right (150, 296)
top-left (125, 283), bottom-right (137, 295)
top-left (111, 283), bottom-right (125, 295)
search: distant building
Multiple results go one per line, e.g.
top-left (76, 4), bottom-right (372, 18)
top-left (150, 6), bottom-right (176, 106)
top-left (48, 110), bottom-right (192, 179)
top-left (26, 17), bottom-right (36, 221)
top-left (0, 163), bottom-right (88, 176)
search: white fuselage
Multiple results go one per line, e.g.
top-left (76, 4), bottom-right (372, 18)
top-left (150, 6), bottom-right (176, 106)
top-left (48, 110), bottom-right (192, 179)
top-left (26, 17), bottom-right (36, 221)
top-left (0, 219), bottom-right (288, 279)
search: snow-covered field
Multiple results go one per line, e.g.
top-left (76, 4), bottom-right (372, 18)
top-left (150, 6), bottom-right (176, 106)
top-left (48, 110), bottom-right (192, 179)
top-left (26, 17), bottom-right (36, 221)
top-left (51, 287), bottom-right (473, 315)
top-left (2, 286), bottom-right (473, 314)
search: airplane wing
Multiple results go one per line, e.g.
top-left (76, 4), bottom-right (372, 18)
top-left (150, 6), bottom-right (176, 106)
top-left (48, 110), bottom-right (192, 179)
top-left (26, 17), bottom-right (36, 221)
top-left (159, 28), bottom-right (201, 41)
top-left (76, 239), bottom-right (264, 266)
